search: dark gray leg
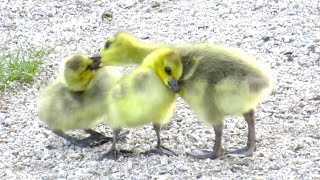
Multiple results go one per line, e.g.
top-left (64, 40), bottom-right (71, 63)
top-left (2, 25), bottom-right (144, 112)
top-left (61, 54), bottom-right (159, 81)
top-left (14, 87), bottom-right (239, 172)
top-left (155, 124), bottom-right (162, 147)
top-left (80, 129), bottom-right (113, 147)
top-left (83, 129), bottom-right (129, 147)
top-left (53, 130), bottom-right (80, 145)
top-left (212, 124), bottom-right (224, 157)
top-left (100, 129), bottom-right (133, 160)
top-left (52, 129), bottom-right (128, 148)
top-left (143, 124), bottom-right (176, 156)
top-left (85, 129), bottom-right (129, 142)
top-left (186, 124), bottom-right (224, 159)
top-left (227, 109), bottom-right (256, 157)
top-left (53, 129), bottom-right (110, 147)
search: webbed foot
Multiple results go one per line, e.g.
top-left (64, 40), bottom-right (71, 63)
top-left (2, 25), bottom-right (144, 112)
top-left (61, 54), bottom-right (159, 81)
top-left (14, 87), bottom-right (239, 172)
top-left (226, 146), bottom-right (255, 157)
top-left (186, 148), bottom-right (224, 159)
top-left (100, 149), bottom-right (133, 160)
top-left (84, 129), bottom-right (129, 147)
top-left (52, 129), bottom-right (129, 148)
top-left (143, 145), bottom-right (177, 156)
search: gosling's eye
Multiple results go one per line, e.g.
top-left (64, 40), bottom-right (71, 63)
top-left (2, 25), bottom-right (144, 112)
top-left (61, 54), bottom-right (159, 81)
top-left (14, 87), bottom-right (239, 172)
top-left (104, 40), bottom-right (112, 49)
top-left (165, 66), bottom-right (171, 75)
top-left (85, 65), bottom-right (93, 71)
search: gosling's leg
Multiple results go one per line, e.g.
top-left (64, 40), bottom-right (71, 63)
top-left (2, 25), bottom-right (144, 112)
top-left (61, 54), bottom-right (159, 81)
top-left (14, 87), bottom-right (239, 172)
top-left (227, 109), bottom-right (256, 157)
top-left (52, 129), bottom-right (129, 148)
top-left (186, 124), bottom-right (224, 159)
top-left (100, 129), bottom-right (133, 160)
top-left (143, 124), bottom-right (176, 156)
top-left (53, 130), bottom-right (81, 145)
top-left (81, 129), bottom-right (129, 147)
top-left (77, 129), bottom-right (113, 147)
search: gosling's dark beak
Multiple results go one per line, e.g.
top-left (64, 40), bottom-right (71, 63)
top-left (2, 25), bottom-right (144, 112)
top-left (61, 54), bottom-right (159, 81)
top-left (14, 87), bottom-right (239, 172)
top-left (168, 79), bottom-right (180, 93)
top-left (88, 55), bottom-right (101, 70)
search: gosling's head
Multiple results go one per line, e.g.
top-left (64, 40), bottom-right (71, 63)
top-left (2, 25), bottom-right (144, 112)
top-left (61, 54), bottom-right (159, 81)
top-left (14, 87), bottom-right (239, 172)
top-left (100, 32), bottom-right (142, 65)
top-left (144, 48), bottom-right (183, 93)
top-left (63, 53), bottom-right (101, 92)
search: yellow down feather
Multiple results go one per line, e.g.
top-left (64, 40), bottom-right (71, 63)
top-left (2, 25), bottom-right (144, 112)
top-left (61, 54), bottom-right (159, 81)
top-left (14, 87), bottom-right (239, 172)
top-left (105, 47), bottom-right (182, 129)
top-left (38, 53), bottom-right (120, 131)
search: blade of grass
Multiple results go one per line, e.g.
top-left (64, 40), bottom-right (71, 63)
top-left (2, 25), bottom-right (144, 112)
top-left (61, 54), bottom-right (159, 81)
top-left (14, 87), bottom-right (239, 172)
top-left (0, 47), bottom-right (51, 90)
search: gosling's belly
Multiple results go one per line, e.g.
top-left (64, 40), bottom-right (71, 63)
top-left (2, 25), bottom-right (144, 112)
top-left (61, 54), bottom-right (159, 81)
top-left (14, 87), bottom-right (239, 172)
top-left (214, 77), bottom-right (269, 114)
top-left (214, 93), bottom-right (261, 115)
top-left (107, 97), bottom-right (175, 128)
top-left (180, 79), bottom-right (268, 118)
top-left (108, 105), bottom-right (173, 129)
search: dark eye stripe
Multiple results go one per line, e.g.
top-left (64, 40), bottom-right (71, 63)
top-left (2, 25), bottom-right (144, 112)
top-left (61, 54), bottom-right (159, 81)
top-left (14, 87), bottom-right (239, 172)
top-left (104, 41), bottom-right (112, 49)
top-left (165, 66), bottom-right (171, 75)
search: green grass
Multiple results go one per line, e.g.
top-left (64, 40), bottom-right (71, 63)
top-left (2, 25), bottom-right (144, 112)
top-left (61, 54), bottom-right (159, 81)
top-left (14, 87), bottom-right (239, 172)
top-left (0, 48), bottom-right (50, 90)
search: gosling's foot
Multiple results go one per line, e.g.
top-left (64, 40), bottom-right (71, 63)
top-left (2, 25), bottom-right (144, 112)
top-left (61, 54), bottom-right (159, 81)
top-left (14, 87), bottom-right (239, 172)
top-left (53, 130), bottom-right (94, 147)
top-left (53, 129), bottom-right (129, 148)
top-left (226, 146), bottom-right (255, 157)
top-left (186, 149), bottom-right (224, 159)
top-left (76, 130), bottom-right (112, 147)
top-left (100, 149), bottom-right (133, 161)
top-left (75, 136), bottom-right (111, 147)
top-left (118, 130), bottom-right (130, 141)
top-left (83, 130), bottom-right (129, 147)
top-left (143, 146), bottom-right (177, 156)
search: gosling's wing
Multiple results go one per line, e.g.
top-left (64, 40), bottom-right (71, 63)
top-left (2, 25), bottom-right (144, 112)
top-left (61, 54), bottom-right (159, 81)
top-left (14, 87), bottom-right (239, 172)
top-left (38, 80), bottom-right (85, 130)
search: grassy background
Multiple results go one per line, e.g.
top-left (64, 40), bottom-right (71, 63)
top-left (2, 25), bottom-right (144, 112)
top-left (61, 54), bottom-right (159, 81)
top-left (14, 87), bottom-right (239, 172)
top-left (0, 48), bottom-right (50, 90)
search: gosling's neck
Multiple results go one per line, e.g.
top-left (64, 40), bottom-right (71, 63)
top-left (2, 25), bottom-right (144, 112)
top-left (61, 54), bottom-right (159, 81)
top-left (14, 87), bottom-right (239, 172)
top-left (131, 42), bottom-right (160, 64)
top-left (63, 73), bottom-right (91, 93)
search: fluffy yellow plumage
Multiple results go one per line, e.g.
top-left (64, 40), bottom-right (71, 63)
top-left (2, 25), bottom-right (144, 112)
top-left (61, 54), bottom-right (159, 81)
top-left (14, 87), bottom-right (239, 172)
top-left (38, 53), bottom-right (123, 147)
top-left (101, 48), bottom-right (182, 160)
top-left (99, 32), bottom-right (272, 159)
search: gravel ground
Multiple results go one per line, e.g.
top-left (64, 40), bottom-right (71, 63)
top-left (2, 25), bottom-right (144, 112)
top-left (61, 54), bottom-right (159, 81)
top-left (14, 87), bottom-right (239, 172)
top-left (1, 0), bottom-right (320, 179)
